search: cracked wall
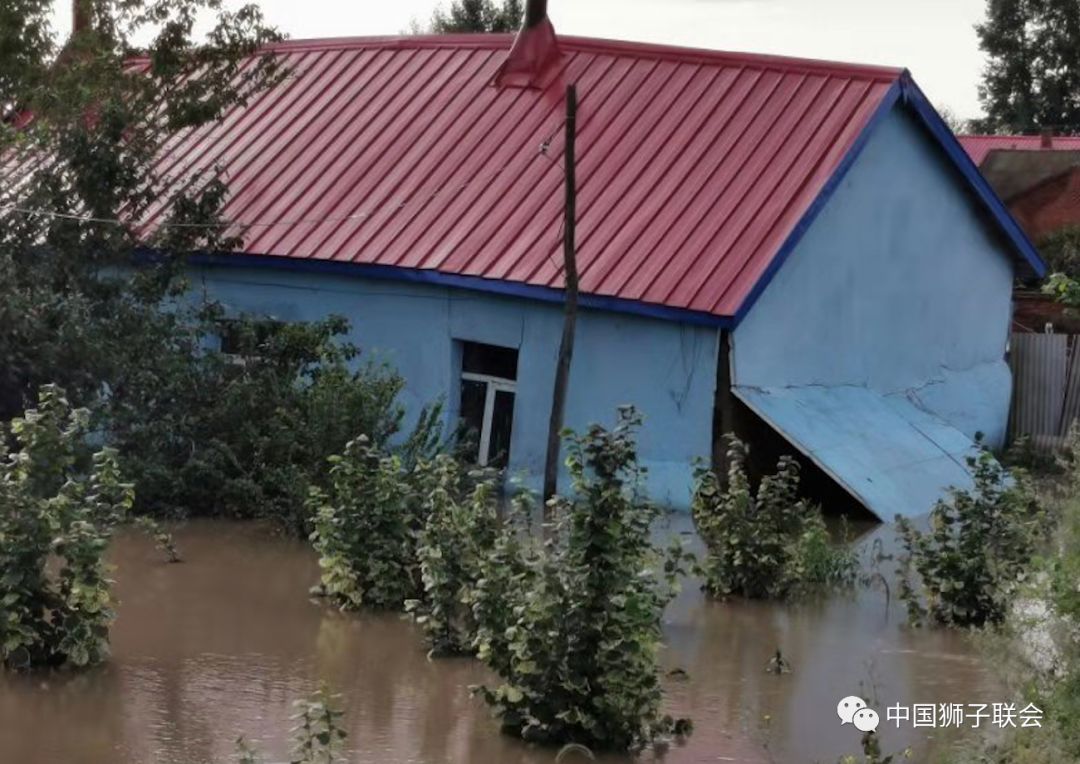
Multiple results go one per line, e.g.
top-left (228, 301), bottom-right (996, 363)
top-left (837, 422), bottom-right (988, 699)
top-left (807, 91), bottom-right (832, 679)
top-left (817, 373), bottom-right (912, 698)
top-left (731, 104), bottom-right (1015, 447)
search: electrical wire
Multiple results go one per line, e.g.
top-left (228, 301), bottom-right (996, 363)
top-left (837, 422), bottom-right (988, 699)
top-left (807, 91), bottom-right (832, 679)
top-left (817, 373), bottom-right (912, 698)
top-left (0, 120), bottom-right (568, 231)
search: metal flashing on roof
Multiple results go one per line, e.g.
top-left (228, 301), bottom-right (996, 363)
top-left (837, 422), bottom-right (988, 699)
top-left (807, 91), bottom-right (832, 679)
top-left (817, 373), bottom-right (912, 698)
top-left (734, 384), bottom-right (980, 520)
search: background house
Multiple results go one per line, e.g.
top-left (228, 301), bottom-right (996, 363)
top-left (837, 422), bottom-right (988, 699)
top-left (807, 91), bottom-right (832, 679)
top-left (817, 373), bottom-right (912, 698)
top-left (162, 7), bottom-right (1042, 519)
top-left (959, 134), bottom-right (1080, 334)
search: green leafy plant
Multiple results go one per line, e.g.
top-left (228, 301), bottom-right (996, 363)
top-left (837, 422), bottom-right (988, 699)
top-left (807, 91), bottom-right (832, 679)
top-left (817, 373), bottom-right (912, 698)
top-left (307, 436), bottom-right (422, 611)
top-left (0, 385), bottom-right (134, 669)
top-left (837, 732), bottom-right (911, 763)
top-left (1039, 227), bottom-right (1080, 282)
top-left (234, 737), bottom-right (261, 764)
top-left (233, 685), bottom-right (348, 764)
top-left (895, 450), bottom-right (1042, 628)
top-left (0, 3), bottom-right (406, 537)
top-left (406, 455), bottom-right (500, 655)
top-left (134, 516), bottom-right (182, 563)
top-left (1043, 272), bottom-right (1080, 307)
top-left (794, 514), bottom-right (859, 589)
top-left (471, 407), bottom-right (692, 751)
top-left (423, 0), bottom-right (523, 32)
top-left (692, 436), bottom-right (852, 599)
top-left (288, 685), bottom-right (348, 764)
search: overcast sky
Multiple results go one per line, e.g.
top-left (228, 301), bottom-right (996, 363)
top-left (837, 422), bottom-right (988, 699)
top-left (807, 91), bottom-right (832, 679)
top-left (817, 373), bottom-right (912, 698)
top-left (49, 0), bottom-right (991, 118)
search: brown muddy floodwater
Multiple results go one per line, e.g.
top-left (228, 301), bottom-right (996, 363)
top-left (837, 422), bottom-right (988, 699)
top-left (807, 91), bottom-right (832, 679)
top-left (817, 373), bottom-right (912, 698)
top-left (0, 516), bottom-right (1007, 764)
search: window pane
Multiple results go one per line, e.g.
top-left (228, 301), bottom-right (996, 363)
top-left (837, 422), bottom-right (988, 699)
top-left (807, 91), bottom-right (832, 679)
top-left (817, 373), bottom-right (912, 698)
top-left (459, 379), bottom-right (486, 464)
top-left (462, 341), bottom-right (518, 380)
top-left (487, 389), bottom-right (515, 468)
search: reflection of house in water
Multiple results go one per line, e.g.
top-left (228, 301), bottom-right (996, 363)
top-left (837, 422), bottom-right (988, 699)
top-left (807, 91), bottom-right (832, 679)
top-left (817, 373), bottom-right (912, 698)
top-left (108, 0), bottom-right (1045, 519)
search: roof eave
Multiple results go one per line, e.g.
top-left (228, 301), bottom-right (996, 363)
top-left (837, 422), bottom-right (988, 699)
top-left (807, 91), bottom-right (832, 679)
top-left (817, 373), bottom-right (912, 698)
top-left (175, 250), bottom-right (736, 329)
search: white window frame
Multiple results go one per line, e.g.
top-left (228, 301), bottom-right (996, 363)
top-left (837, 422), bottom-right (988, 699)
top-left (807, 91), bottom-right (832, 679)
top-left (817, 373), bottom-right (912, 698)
top-left (461, 371), bottom-right (517, 467)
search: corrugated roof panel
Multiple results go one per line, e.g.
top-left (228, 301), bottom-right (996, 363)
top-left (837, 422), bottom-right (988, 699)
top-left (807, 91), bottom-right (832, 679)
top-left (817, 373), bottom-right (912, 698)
top-left (707, 80), bottom-right (890, 315)
top-left (569, 67), bottom-right (764, 295)
top-left (571, 66), bottom-right (740, 290)
top-left (669, 73), bottom-right (834, 310)
top-left (14, 34), bottom-right (914, 319)
top-left (595, 68), bottom-right (787, 301)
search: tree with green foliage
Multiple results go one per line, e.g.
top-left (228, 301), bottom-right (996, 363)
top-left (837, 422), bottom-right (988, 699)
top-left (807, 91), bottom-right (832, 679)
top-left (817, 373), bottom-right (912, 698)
top-left (106, 308), bottom-right (423, 532)
top-left (1036, 225), bottom-right (1080, 280)
top-left (423, 0), bottom-right (524, 33)
top-left (975, 0), bottom-right (1080, 133)
top-left (0, 385), bottom-right (134, 669)
top-left (471, 408), bottom-right (692, 751)
top-left (0, 0), bottom-right (282, 419)
top-left (0, 3), bottom-right (429, 533)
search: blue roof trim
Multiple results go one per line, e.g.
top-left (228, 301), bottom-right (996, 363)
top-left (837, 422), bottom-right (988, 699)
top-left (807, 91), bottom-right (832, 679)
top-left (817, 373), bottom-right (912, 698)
top-left (898, 71), bottom-right (1046, 279)
top-left (731, 72), bottom-right (1047, 328)
top-left (731, 79), bottom-right (904, 326)
top-left (182, 251), bottom-right (735, 329)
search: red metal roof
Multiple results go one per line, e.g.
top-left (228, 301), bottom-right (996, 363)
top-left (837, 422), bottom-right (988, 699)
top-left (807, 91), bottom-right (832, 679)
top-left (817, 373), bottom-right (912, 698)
top-left (139, 34), bottom-right (904, 319)
top-left (957, 134), bottom-right (1080, 166)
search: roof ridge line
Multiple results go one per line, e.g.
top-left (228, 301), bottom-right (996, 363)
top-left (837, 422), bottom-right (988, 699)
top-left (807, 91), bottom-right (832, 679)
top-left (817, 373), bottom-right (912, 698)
top-left (177, 33), bottom-right (905, 82)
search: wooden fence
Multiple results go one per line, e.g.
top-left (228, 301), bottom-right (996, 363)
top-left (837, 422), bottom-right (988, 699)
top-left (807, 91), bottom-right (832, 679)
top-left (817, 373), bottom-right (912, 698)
top-left (1009, 331), bottom-right (1080, 450)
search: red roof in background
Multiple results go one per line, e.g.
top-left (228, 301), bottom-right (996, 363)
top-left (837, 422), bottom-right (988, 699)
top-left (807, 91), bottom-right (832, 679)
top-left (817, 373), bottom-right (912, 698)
top-left (135, 33), bottom-right (902, 321)
top-left (957, 134), bottom-right (1080, 165)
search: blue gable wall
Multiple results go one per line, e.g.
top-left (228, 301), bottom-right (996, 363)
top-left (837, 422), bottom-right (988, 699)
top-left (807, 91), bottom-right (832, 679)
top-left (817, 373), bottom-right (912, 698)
top-left (184, 265), bottom-right (718, 510)
top-left (732, 104), bottom-right (1016, 447)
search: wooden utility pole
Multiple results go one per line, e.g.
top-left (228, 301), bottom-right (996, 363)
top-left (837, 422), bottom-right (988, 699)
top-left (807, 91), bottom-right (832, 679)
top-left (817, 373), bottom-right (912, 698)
top-left (543, 84), bottom-right (578, 503)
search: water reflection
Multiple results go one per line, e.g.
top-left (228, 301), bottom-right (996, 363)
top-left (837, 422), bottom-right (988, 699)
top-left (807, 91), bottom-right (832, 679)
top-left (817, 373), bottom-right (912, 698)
top-left (0, 518), bottom-right (1000, 764)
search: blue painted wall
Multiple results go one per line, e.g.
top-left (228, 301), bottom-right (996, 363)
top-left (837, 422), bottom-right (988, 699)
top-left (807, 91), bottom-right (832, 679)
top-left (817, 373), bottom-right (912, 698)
top-left (732, 104), bottom-right (1016, 447)
top-left (184, 265), bottom-right (719, 510)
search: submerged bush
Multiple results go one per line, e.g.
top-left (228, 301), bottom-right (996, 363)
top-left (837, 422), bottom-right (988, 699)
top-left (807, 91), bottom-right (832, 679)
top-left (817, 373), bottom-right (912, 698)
top-left (793, 513), bottom-right (859, 589)
top-left (307, 436), bottom-right (423, 611)
top-left (895, 450), bottom-right (1041, 628)
top-left (107, 310), bottom-right (425, 534)
top-left (471, 408), bottom-right (692, 751)
top-left (692, 436), bottom-right (853, 599)
top-left (406, 456), bottom-right (500, 655)
top-left (933, 444), bottom-right (1080, 763)
top-left (0, 385), bottom-right (133, 669)
top-left (236, 685), bottom-right (347, 764)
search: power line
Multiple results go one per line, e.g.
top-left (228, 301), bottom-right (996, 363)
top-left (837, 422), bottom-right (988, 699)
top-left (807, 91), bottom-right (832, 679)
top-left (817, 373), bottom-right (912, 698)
top-left (0, 120), bottom-right (567, 231)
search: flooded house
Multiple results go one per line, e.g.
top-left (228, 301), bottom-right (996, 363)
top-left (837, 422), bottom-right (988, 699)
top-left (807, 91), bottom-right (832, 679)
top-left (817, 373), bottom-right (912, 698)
top-left (168, 1), bottom-right (1044, 519)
